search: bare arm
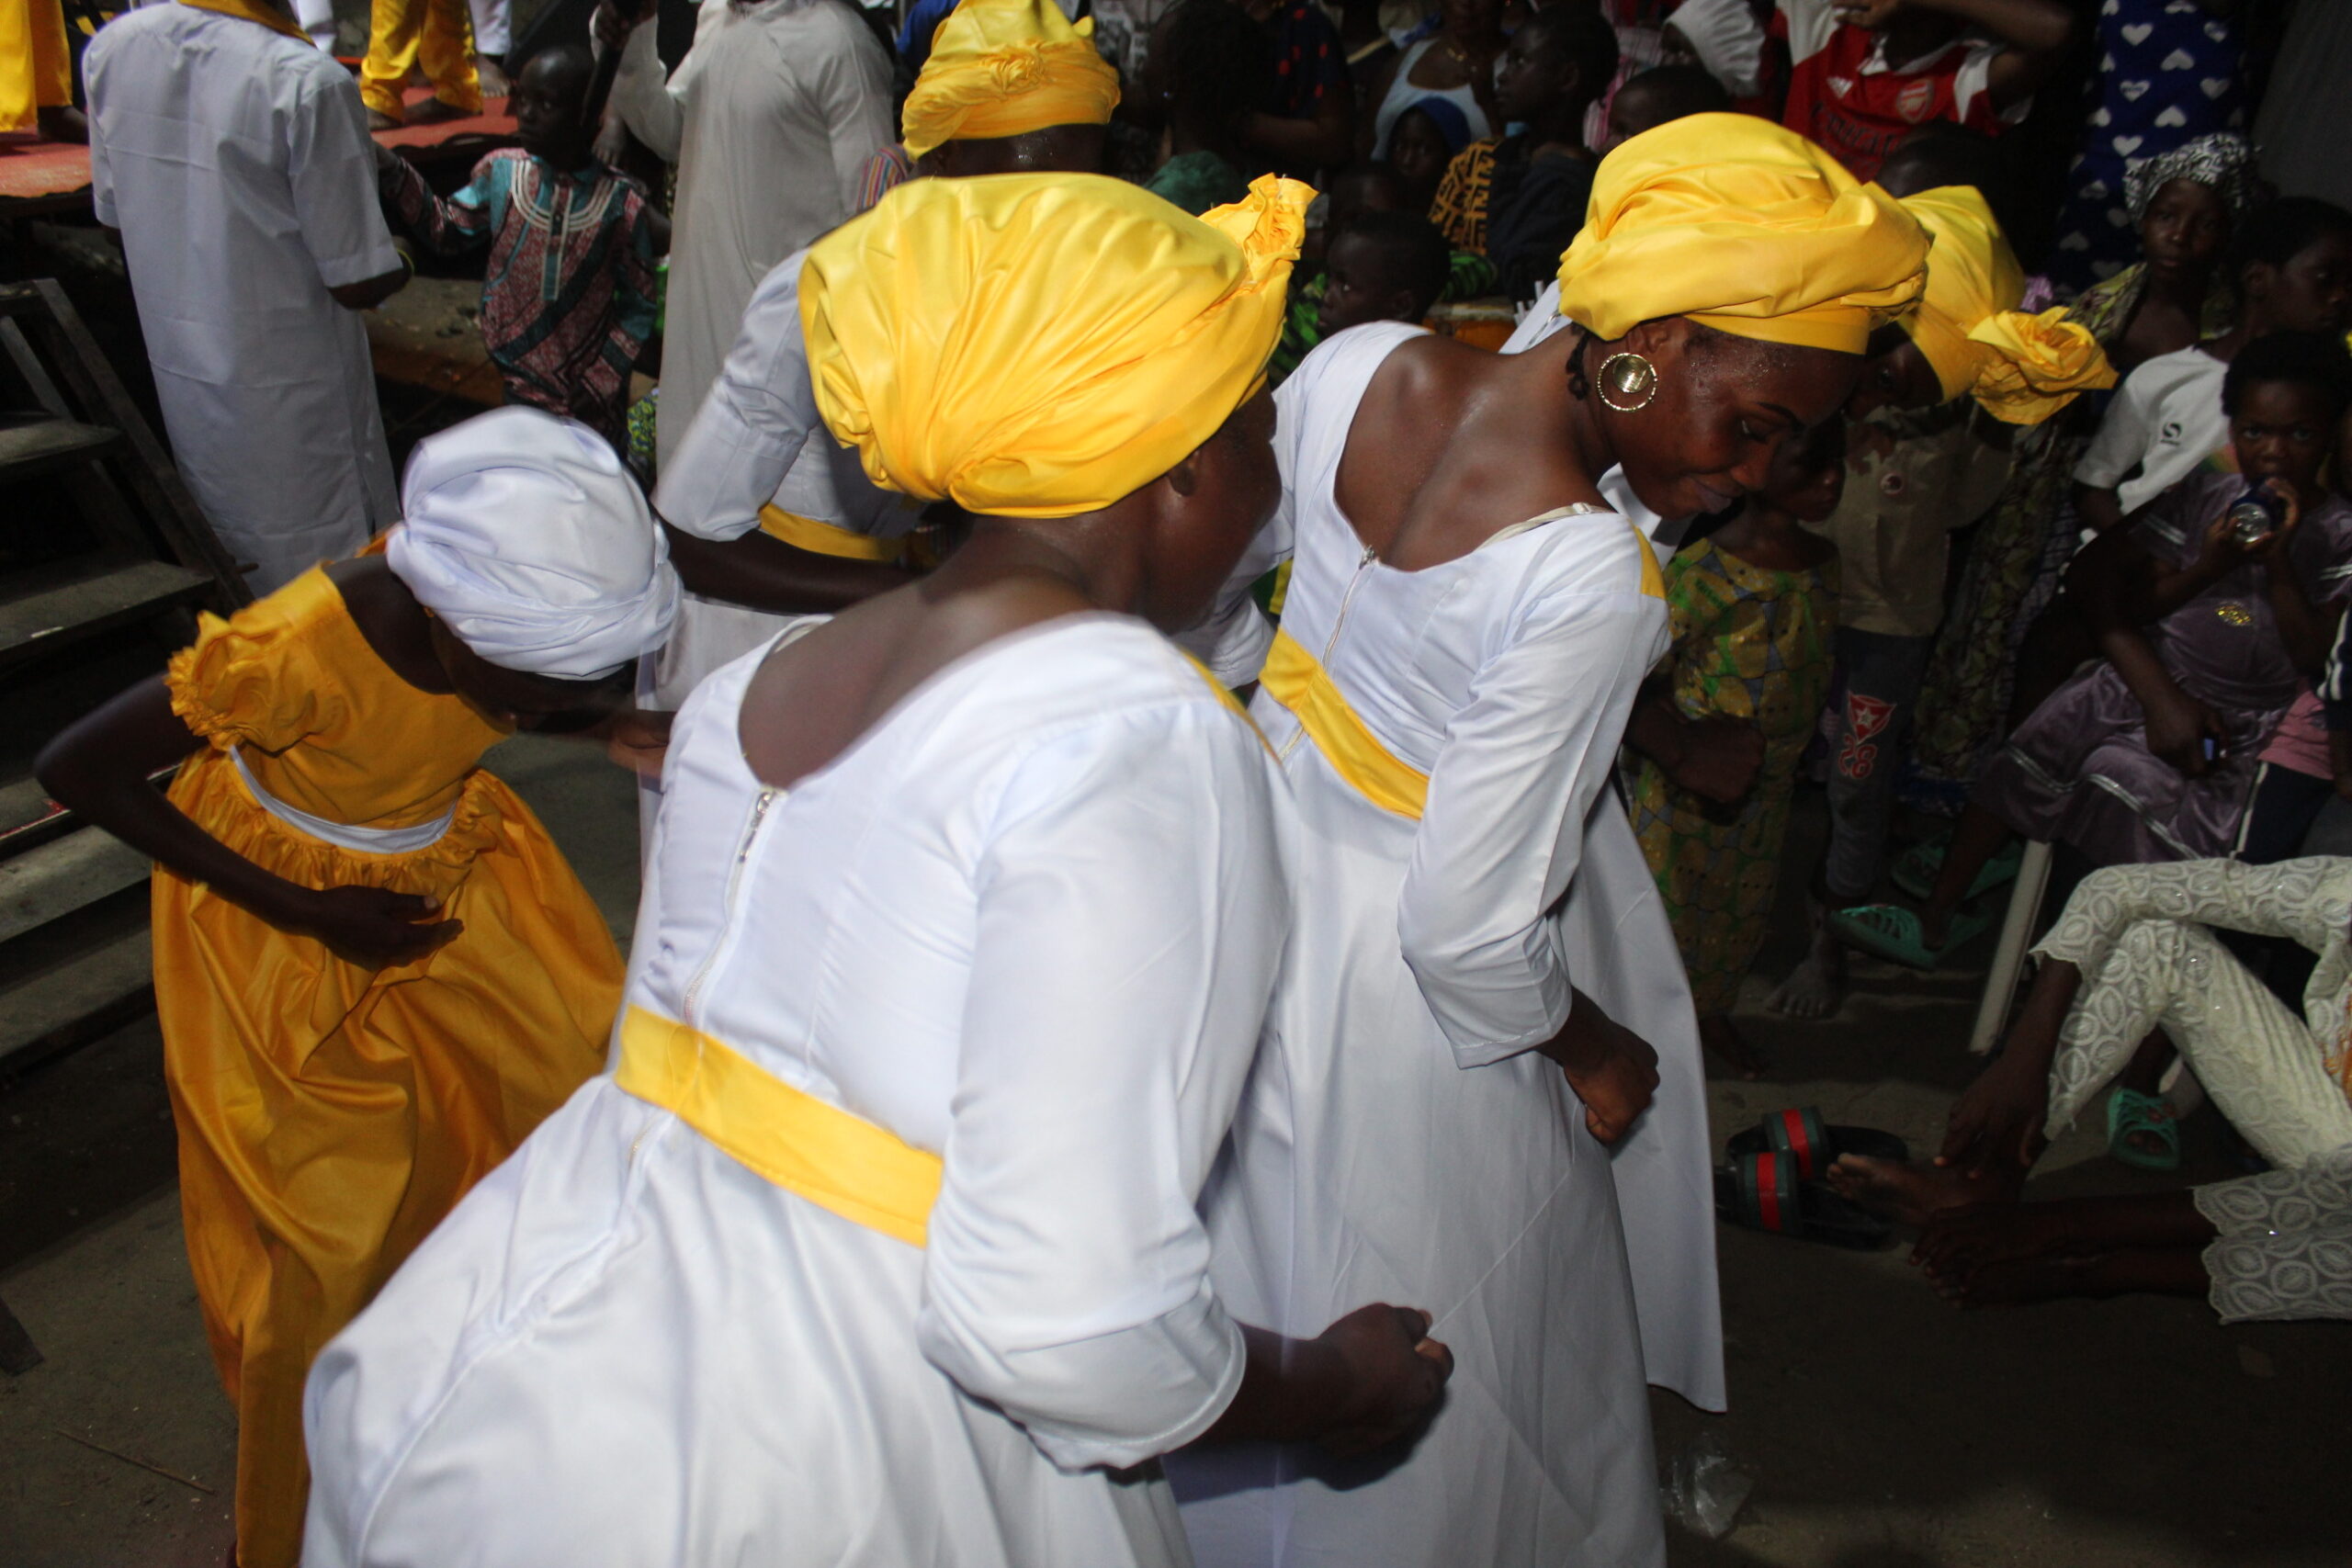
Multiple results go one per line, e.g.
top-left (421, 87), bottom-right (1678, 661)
top-left (35, 679), bottom-right (458, 964)
top-left (1623, 683), bottom-right (1765, 805)
top-left (1244, 88), bottom-right (1354, 171)
top-left (2072, 480), bottom-right (2127, 538)
top-left (329, 265), bottom-right (410, 311)
top-left (1193, 1308), bottom-right (1452, 1456)
top-left (2067, 528), bottom-right (2225, 777)
top-left (661, 523), bottom-right (912, 615)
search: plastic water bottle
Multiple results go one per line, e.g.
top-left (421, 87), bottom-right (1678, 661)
top-left (2226, 487), bottom-right (2283, 547)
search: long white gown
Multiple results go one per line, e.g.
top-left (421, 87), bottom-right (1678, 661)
top-left (609, 0), bottom-right (892, 471)
top-left (303, 616), bottom-right (1286, 1568)
top-left (85, 4), bottom-right (401, 592)
top-left (1170, 323), bottom-right (1672, 1566)
top-left (1179, 321), bottom-right (1727, 1418)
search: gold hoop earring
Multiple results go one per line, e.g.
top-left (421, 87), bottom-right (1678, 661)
top-left (1597, 351), bottom-right (1659, 412)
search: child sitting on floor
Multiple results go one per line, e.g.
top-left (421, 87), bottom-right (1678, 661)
top-left (1623, 419), bottom-right (1844, 1078)
top-left (1837, 331), bottom-right (2352, 967)
top-left (377, 45), bottom-right (665, 452)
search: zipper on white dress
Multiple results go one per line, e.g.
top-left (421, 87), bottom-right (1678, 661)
top-left (1281, 545), bottom-right (1380, 764)
top-left (678, 784), bottom-right (778, 1032)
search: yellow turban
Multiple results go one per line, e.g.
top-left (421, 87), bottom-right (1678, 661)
top-left (1900, 186), bottom-right (2116, 423)
top-left (899, 0), bottom-right (1122, 161)
top-left (800, 173), bottom-right (1311, 518)
top-left (1556, 113), bottom-right (1928, 354)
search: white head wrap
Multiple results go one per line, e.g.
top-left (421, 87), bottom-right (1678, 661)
top-left (387, 408), bottom-right (680, 681)
top-left (1664, 0), bottom-right (1764, 98)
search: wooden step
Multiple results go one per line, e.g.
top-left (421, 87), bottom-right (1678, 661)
top-left (0, 558), bottom-right (211, 671)
top-left (0, 924), bottom-right (152, 1076)
top-left (0, 414), bottom-right (122, 484)
top-left (0, 766), bottom-right (178, 853)
top-left (0, 825), bottom-right (149, 946)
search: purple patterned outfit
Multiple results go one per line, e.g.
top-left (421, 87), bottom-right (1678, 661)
top-left (1974, 473), bottom-right (2352, 864)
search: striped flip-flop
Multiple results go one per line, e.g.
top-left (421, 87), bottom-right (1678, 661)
top-left (1714, 1152), bottom-right (1893, 1250)
top-left (1725, 1107), bottom-right (1909, 1179)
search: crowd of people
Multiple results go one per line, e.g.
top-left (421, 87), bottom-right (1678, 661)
top-left (11, 0), bottom-right (2352, 1562)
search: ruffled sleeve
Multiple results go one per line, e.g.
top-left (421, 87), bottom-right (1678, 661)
top-left (165, 598), bottom-right (331, 756)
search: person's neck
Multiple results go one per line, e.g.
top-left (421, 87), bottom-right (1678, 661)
top-left (1524, 99), bottom-right (1591, 152)
top-left (324, 558), bottom-right (456, 696)
top-left (1536, 333), bottom-right (1617, 491)
top-left (953, 515), bottom-right (1146, 623)
top-left (1447, 21), bottom-right (1504, 54)
top-left (1169, 112), bottom-right (1237, 163)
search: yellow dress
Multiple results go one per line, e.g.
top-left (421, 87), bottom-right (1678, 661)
top-left (153, 568), bottom-right (620, 1568)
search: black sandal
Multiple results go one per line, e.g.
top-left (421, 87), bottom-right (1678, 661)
top-left (1724, 1106), bottom-right (1908, 1179)
top-left (1714, 1151), bottom-right (1894, 1250)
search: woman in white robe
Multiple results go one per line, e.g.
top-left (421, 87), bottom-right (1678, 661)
top-left (1170, 116), bottom-right (1932, 1568)
top-left (300, 174), bottom-right (1451, 1568)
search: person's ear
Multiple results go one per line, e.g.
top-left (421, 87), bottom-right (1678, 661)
top-left (1386, 287), bottom-right (1422, 323)
top-left (2242, 259), bottom-right (2275, 303)
top-left (1165, 445), bottom-right (1204, 499)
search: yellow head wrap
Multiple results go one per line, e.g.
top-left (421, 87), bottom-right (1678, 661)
top-left (899, 0), bottom-right (1123, 161)
top-left (1899, 186), bottom-right (2116, 423)
top-left (801, 173), bottom-right (1311, 518)
top-left (1556, 113), bottom-right (1928, 354)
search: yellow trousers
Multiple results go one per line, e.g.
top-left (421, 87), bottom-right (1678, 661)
top-left (0, 0), bottom-right (72, 132)
top-left (358, 0), bottom-right (481, 121)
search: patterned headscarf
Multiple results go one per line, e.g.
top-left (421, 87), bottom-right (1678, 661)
top-left (2124, 132), bottom-right (2259, 226)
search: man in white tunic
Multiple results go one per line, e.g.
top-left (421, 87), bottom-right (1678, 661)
top-left (302, 174), bottom-right (1451, 1568)
top-left (644, 0), bottom-right (1123, 711)
top-left (600, 0), bottom-right (892, 472)
top-left (85, 0), bottom-right (409, 593)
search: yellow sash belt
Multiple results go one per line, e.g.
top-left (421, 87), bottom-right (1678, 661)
top-left (758, 503), bottom-right (905, 563)
top-left (1259, 628), bottom-right (1429, 819)
top-left (615, 1005), bottom-right (943, 1247)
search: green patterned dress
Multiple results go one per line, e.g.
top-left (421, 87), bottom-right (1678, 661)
top-left (1627, 537), bottom-right (1838, 1019)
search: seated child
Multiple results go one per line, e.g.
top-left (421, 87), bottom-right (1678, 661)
top-left (378, 46), bottom-right (664, 451)
top-left (1623, 419), bottom-right (1844, 1078)
top-left (1385, 96), bottom-right (1475, 218)
top-left (1274, 182), bottom-right (1479, 383)
top-left (31, 410), bottom-right (677, 1566)
top-left (1597, 62), bottom-right (1726, 155)
top-left (1316, 209), bottom-right (1451, 340)
top-left (1426, 6), bottom-right (1614, 301)
top-left (1831, 857), bottom-right (2352, 1312)
top-left (1837, 331), bottom-right (2352, 966)
top-left (1772, 0), bottom-right (2070, 183)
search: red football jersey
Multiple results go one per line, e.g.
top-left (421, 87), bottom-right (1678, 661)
top-left (1778, 18), bottom-right (2007, 181)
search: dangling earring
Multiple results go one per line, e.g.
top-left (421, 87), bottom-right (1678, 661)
top-left (1597, 351), bottom-right (1659, 412)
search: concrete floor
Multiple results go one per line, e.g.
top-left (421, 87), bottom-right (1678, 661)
top-left (2, 743), bottom-right (2345, 1567)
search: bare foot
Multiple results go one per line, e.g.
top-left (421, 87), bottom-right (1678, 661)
top-left (408, 96), bottom-right (473, 125)
top-left (1934, 1254), bottom-right (2100, 1309)
top-left (1825, 1153), bottom-right (2007, 1227)
top-left (1699, 1014), bottom-right (1769, 1079)
top-left (475, 55), bottom-right (511, 97)
top-left (1913, 1202), bottom-right (2077, 1285)
top-left (36, 103), bottom-right (86, 144)
top-left (1768, 923), bottom-right (1846, 1021)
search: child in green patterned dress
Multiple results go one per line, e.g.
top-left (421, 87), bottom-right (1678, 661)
top-left (1623, 419), bottom-right (1845, 1077)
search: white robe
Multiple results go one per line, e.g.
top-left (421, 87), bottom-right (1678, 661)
top-left (85, 4), bottom-right (401, 592)
top-left (1170, 324), bottom-right (1672, 1567)
top-left (609, 0), bottom-right (891, 472)
top-left (1177, 322), bottom-right (1727, 1418)
top-left (303, 615), bottom-right (1286, 1567)
top-left (646, 246), bottom-right (922, 709)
